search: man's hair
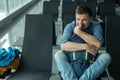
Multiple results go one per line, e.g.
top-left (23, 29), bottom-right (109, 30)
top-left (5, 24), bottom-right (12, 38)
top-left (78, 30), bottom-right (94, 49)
top-left (76, 5), bottom-right (92, 17)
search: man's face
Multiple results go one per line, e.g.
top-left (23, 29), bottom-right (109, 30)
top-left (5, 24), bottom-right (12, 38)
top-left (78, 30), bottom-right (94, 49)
top-left (75, 13), bottom-right (92, 30)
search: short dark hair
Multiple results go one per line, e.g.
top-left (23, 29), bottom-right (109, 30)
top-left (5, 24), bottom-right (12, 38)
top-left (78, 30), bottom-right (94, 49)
top-left (76, 5), bottom-right (92, 17)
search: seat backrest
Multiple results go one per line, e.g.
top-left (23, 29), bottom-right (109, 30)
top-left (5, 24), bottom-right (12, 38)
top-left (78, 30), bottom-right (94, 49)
top-left (105, 15), bottom-right (120, 79)
top-left (104, 0), bottom-right (115, 3)
top-left (63, 15), bottom-right (75, 30)
top-left (43, 1), bottom-right (57, 45)
top-left (62, 1), bottom-right (76, 16)
top-left (86, 0), bottom-right (98, 3)
top-left (98, 2), bottom-right (115, 16)
top-left (98, 2), bottom-right (115, 47)
top-left (105, 15), bottom-right (120, 53)
top-left (43, 1), bottom-right (58, 21)
top-left (50, 0), bottom-right (60, 5)
top-left (20, 14), bottom-right (53, 71)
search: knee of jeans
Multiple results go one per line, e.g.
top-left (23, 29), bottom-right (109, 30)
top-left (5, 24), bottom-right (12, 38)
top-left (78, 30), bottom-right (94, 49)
top-left (54, 50), bottom-right (64, 60)
top-left (101, 53), bottom-right (112, 64)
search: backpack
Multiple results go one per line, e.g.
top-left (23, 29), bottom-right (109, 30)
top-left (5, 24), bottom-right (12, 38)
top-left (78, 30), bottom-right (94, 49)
top-left (66, 33), bottom-right (95, 78)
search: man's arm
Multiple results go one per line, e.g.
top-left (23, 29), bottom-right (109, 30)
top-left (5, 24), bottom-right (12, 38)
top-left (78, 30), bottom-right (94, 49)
top-left (61, 41), bottom-right (98, 56)
top-left (61, 41), bottom-right (87, 51)
top-left (74, 26), bottom-right (102, 48)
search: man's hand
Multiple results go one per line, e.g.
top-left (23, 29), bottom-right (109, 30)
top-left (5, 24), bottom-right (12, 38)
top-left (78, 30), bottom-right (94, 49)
top-left (74, 23), bottom-right (83, 35)
top-left (87, 44), bottom-right (98, 56)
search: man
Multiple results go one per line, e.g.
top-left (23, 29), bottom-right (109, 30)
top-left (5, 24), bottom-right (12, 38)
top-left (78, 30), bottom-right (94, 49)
top-left (54, 5), bottom-right (111, 80)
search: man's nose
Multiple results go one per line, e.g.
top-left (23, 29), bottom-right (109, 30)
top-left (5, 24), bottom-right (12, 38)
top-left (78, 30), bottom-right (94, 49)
top-left (78, 20), bottom-right (83, 25)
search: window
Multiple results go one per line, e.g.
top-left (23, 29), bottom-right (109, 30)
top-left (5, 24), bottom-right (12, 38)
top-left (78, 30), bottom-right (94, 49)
top-left (0, 0), bottom-right (32, 20)
top-left (0, 0), bottom-right (7, 20)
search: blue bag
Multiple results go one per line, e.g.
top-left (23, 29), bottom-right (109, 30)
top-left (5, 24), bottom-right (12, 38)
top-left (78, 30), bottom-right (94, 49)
top-left (66, 33), bottom-right (95, 78)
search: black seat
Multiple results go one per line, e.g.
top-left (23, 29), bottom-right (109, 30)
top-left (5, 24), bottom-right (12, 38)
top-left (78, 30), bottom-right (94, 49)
top-left (97, 2), bottom-right (116, 47)
top-left (43, 1), bottom-right (58, 21)
top-left (7, 15), bottom-right (53, 80)
top-left (98, 2), bottom-right (116, 23)
top-left (104, 0), bottom-right (115, 3)
top-left (43, 1), bottom-right (58, 45)
top-left (50, 0), bottom-right (60, 5)
top-left (63, 15), bottom-right (75, 30)
top-left (86, 0), bottom-right (98, 3)
top-left (105, 15), bottom-right (120, 80)
top-left (62, 1), bottom-right (76, 20)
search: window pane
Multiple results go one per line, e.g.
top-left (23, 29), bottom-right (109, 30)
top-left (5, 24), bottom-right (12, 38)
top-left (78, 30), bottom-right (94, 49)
top-left (7, 0), bottom-right (22, 14)
top-left (21, 0), bottom-right (32, 5)
top-left (0, 0), bottom-right (7, 20)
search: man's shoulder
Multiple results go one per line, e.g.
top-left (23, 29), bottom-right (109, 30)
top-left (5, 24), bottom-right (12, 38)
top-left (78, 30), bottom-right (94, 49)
top-left (65, 20), bottom-right (75, 29)
top-left (91, 21), bottom-right (100, 26)
top-left (90, 21), bottom-right (101, 29)
top-left (67, 20), bottom-right (75, 26)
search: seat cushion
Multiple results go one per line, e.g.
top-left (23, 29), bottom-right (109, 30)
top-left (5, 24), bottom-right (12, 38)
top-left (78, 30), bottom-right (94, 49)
top-left (7, 70), bottom-right (51, 80)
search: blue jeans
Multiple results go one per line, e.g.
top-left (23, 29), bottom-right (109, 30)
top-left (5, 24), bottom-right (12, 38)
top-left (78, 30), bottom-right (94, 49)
top-left (54, 50), bottom-right (111, 80)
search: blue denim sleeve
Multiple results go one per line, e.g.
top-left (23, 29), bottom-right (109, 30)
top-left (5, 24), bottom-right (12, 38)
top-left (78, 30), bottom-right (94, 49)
top-left (92, 22), bottom-right (104, 44)
top-left (60, 23), bottom-right (74, 44)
